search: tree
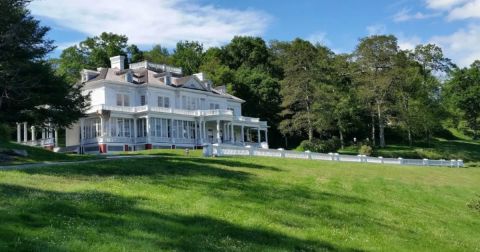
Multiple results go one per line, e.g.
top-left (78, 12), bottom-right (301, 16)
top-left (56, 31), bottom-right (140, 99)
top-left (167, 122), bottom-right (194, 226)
top-left (0, 0), bottom-right (88, 129)
top-left (221, 36), bottom-right (271, 71)
top-left (354, 35), bottom-right (399, 147)
top-left (57, 32), bottom-right (129, 83)
top-left (127, 44), bottom-right (144, 63)
top-left (171, 41), bottom-right (204, 75)
top-left (444, 61), bottom-right (480, 139)
top-left (279, 39), bottom-right (332, 140)
top-left (199, 48), bottom-right (234, 87)
top-left (144, 44), bottom-right (171, 64)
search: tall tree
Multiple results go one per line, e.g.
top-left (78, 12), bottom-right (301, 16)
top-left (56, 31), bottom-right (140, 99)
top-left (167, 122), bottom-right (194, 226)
top-left (221, 36), bottom-right (271, 71)
top-left (354, 35), bottom-right (399, 147)
top-left (171, 41), bottom-right (203, 75)
top-left (0, 0), bottom-right (88, 128)
top-left (444, 61), bottom-right (480, 139)
top-left (127, 44), bottom-right (144, 63)
top-left (279, 39), bottom-right (332, 140)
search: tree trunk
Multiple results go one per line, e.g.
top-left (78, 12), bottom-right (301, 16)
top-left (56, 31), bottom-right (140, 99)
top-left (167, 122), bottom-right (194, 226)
top-left (407, 127), bottom-right (412, 147)
top-left (377, 102), bottom-right (385, 148)
top-left (339, 129), bottom-right (344, 149)
top-left (371, 110), bottom-right (376, 146)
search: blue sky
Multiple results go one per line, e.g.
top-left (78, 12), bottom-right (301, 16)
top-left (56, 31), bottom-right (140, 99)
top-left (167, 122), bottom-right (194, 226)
top-left (29, 0), bottom-right (480, 66)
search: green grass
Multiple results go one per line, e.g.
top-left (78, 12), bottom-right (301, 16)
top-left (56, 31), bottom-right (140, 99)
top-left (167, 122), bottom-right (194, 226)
top-left (0, 141), bottom-right (101, 165)
top-left (1, 151), bottom-right (479, 251)
top-left (339, 138), bottom-right (480, 163)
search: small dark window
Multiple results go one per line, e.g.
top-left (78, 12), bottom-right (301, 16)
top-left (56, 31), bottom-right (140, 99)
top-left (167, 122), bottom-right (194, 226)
top-left (140, 95), bottom-right (146, 106)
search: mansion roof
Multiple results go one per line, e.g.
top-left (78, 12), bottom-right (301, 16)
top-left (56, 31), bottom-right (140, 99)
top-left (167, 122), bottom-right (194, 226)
top-left (81, 57), bottom-right (244, 103)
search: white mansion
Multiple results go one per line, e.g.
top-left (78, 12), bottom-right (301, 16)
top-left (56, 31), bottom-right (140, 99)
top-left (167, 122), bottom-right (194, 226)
top-left (15, 56), bottom-right (269, 153)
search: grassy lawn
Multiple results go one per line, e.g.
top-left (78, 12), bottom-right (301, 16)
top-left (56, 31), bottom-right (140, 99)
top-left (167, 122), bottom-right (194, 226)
top-left (1, 151), bottom-right (479, 251)
top-left (339, 138), bottom-right (480, 164)
top-left (0, 141), bottom-right (102, 165)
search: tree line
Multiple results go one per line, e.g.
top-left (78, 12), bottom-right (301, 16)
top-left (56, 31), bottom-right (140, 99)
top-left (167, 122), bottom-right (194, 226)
top-left (2, 0), bottom-right (479, 151)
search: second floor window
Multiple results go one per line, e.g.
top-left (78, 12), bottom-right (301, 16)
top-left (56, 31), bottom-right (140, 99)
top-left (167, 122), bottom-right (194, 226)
top-left (157, 96), bottom-right (170, 108)
top-left (140, 95), bottom-right (146, 106)
top-left (116, 94), bottom-right (130, 106)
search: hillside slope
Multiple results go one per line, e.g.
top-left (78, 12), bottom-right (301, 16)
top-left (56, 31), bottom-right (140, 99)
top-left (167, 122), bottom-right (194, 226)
top-left (1, 152), bottom-right (479, 251)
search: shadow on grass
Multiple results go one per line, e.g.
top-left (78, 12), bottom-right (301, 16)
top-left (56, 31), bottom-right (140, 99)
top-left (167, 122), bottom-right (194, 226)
top-left (0, 184), bottom-right (363, 251)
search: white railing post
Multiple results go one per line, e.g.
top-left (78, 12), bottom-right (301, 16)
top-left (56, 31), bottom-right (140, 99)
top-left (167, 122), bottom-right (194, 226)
top-left (362, 155), bottom-right (367, 163)
top-left (357, 154), bottom-right (362, 162)
top-left (305, 150), bottom-right (312, 160)
top-left (457, 160), bottom-right (463, 168)
top-left (329, 152), bottom-right (334, 161)
top-left (335, 153), bottom-right (340, 161)
top-left (278, 148), bottom-right (285, 158)
top-left (450, 159), bottom-right (456, 168)
top-left (423, 158), bottom-right (428, 166)
top-left (379, 156), bottom-right (384, 164)
top-left (398, 157), bottom-right (403, 165)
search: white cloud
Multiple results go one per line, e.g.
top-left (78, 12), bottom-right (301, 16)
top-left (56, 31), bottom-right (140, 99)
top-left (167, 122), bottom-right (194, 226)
top-left (430, 24), bottom-right (480, 66)
top-left (307, 32), bottom-right (330, 46)
top-left (397, 35), bottom-right (422, 50)
top-left (29, 0), bottom-right (271, 48)
top-left (425, 0), bottom-right (469, 9)
top-left (393, 8), bottom-right (439, 22)
top-left (448, 0), bottom-right (480, 20)
top-left (366, 24), bottom-right (387, 35)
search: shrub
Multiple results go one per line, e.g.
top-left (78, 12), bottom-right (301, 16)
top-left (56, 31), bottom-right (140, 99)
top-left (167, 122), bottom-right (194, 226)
top-left (467, 195), bottom-right (480, 213)
top-left (0, 123), bottom-right (11, 141)
top-left (297, 137), bottom-right (341, 153)
top-left (359, 145), bottom-right (373, 156)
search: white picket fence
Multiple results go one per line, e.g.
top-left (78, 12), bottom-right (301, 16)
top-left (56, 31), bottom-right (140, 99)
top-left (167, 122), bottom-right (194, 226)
top-left (203, 144), bottom-right (464, 168)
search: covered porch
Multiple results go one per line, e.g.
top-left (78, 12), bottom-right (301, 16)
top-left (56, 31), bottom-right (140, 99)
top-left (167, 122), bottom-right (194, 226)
top-left (15, 122), bottom-right (59, 149)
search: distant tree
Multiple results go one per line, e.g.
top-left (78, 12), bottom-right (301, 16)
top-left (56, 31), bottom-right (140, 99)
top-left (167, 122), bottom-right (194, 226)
top-left (127, 44), bottom-right (144, 63)
top-left (279, 39), bottom-right (328, 140)
top-left (354, 35), bottom-right (399, 147)
top-left (57, 32), bottom-right (129, 83)
top-left (0, 0), bottom-right (88, 128)
top-left (144, 44), bottom-right (171, 64)
top-left (444, 61), bottom-right (480, 139)
top-left (221, 36), bottom-right (271, 71)
top-left (171, 41), bottom-right (204, 75)
top-left (199, 48), bottom-right (234, 87)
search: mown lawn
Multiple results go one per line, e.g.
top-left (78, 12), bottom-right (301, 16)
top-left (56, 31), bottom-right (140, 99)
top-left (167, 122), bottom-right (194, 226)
top-left (0, 141), bottom-right (101, 165)
top-left (1, 151), bottom-right (479, 251)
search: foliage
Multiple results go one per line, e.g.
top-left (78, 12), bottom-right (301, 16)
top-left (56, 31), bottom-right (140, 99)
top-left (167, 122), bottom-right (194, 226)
top-left (0, 124), bottom-right (11, 141)
top-left (297, 137), bottom-right (341, 153)
top-left (0, 0), bottom-right (88, 128)
top-left (359, 145), bottom-right (373, 156)
top-left (467, 195), bottom-right (480, 213)
top-left (171, 41), bottom-right (204, 75)
top-left (444, 61), bottom-right (480, 139)
top-left (144, 44), bottom-right (171, 64)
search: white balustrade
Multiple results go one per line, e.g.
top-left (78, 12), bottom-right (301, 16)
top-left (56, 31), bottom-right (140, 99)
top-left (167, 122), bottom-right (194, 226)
top-left (206, 145), bottom-right (464, 168)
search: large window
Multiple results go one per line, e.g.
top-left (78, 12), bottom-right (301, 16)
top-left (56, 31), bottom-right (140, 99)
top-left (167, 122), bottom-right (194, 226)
top-left (110, 118), bottom-right (134, 137)
top-left (116, 94), bottom-right (130, 106)
top-left (172, 120), bottom-right (195, 139)
top-left (137, 118), bottom-right (147, 137)
top-left (157, 96), bottom-right (170, 108)
top-left (84, 118), bottom-right (101, 139)
top-left (152, 118), bottom-right (169, 137)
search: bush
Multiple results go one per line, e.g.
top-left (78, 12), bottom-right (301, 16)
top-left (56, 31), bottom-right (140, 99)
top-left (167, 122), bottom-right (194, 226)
top-left (467, 195), bottom-right (480, 213)
top-left (359, 145), bottom-right (373, 156)
top-left (0, 123), bottom-right (11, 141)
top-left (297, 137), bottom-right (341, 153)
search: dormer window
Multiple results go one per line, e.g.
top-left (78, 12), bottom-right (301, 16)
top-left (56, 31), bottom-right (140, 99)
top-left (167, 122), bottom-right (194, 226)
top-left (125, 72), bottom-right (133, 83)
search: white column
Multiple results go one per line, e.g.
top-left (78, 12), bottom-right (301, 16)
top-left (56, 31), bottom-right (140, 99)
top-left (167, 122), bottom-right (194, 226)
top-left (216, 120), bottom-right (221, 143)
top-left (80, 118), bottom-right (84, 144)
top-left (257, 127), bottom-right (261, 144)
top-left (42, 129), bottom-right (46, 140)
top-left (194, 120), bottom-right (198, 144)
top-left (23, 122), bottom-right (28, 142)
top-left (16, 123), bottom-right (21, 143)
top-left (170, 119), bottom-right (175, 144)
top-left (203, 120), bottom-right (207, 141)
top-left (31, 126), bottom-right (36, 142)
top-left (187, 121), bottom-right (191, 140)
top-left (100, 116), bottom-right (104, 137)
top-left (230, 123), bottom-right (234, 143)
top-left (265, 129), bottom-right (268, 144)
top-left (241, 125), bottom-right (245, 144)
top-left (146, 116), bottom-right (150, 142)
top-left (55, 129), bottom-right (59, 147)
top-left (133, 118), bottom-right (137, 143)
